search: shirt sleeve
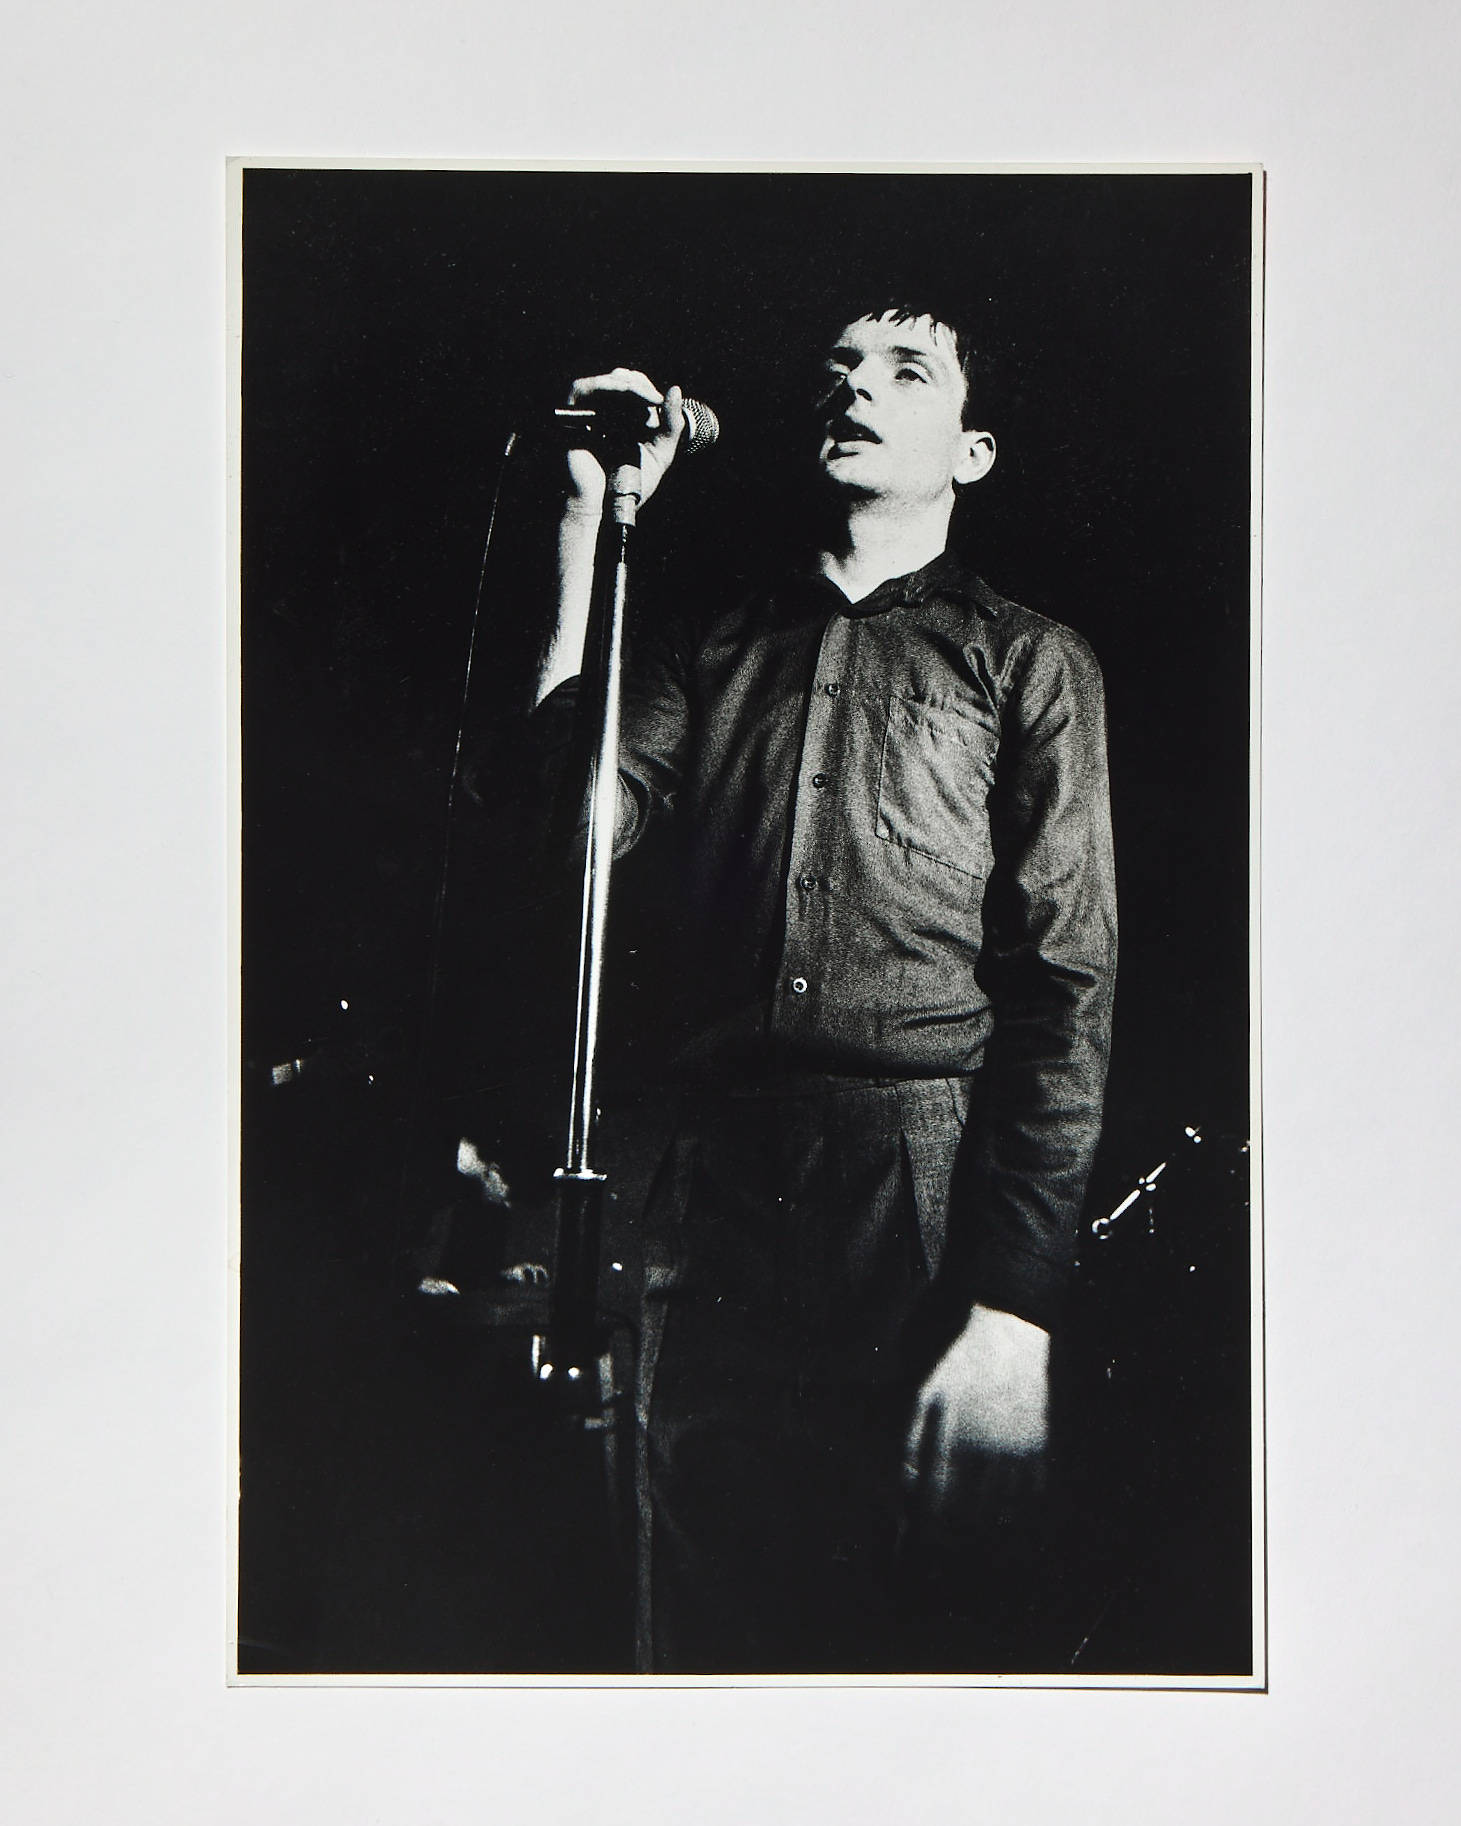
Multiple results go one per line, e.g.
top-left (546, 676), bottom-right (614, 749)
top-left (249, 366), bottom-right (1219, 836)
top-left (962, 623), bottom-right (1118, 1334)
top-left (526, 618), bottom-right (693, 870)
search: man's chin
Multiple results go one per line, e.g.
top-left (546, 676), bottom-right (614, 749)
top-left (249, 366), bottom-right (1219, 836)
top-left (820, 453), bottom-right (881, 491)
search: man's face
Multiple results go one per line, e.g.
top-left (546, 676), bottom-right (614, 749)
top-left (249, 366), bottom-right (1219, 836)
top-left (815, 313), bottom-right (993, 507)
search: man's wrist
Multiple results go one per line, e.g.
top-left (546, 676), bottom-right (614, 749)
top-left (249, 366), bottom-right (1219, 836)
top-left (560, 494), bottom-right (604, 523)
top-left (965, 1302), bottom-right (1050, 1354)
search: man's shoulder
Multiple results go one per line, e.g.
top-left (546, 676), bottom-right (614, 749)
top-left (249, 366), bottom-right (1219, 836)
top-left (962, 572), bottom-right (1089, 646)
top-left (942, 570), bottom-right (1103, 688)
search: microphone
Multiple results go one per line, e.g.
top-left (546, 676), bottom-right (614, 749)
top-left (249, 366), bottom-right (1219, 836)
top-left (551, 394), bottom-right (720, 456)
top-left (679, 397), bottom-right (721, 456)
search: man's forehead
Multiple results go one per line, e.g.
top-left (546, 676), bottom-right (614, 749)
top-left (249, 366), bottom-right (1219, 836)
top-left (830, 312), bottom-right (960, 366)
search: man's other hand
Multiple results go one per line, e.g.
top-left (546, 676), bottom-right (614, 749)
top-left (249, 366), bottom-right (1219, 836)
top-left (903, 1303), bottom-right (1050, 1523)
top-left (564, 369), bottom-right (686, 511)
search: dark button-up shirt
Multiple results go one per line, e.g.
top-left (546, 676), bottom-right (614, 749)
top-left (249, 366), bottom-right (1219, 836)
top-left (536, 550), bottom-right (1117, 1330)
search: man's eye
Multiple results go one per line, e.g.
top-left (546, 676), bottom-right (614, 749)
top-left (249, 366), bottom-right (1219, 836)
top-left (897, 366), bottom-right (929, 383)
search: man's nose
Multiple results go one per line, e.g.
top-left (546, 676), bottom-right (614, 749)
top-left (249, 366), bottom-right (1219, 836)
top-left (823, 366), bottom-right (871, 414)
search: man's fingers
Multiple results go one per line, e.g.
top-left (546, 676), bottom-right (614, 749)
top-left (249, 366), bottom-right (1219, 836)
top-left (900, 1403), bottom-right (926, 1492)
top-left (907, 1399), bottom-right (958, 1518)
top-left (928, 1419), bottom-right (951, 1507)
top-left (651, 384), bottom-right (686, 449)
top-left (567, 367), bottom-right (665, 407)
top-left (902, 1394), bottom-right (938, 1494)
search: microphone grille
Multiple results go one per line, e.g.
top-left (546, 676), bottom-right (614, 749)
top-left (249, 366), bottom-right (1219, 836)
top-left (680, 396), bottom-right (720, 456)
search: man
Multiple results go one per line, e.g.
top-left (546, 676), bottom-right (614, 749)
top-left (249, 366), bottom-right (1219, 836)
top-left (530, 302), bottom-right (1116, 1672)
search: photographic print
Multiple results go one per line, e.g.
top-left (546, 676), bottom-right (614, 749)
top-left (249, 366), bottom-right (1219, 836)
top-left (232, 164), bottom-right (1262, 1683)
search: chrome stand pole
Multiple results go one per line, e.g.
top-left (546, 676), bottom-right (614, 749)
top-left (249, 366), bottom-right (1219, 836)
top-left (544, 463), bottom-right (641, 1387)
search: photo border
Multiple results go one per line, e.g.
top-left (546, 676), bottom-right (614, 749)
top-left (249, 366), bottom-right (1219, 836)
top-left (226, 157), bottom-right (1266, 1691)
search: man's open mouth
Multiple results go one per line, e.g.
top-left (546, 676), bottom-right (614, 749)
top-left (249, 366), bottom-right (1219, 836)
top-left (827, 417), bottom-right (881, 445)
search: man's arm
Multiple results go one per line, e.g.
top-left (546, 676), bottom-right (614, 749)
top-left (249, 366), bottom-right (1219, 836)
top-left (524, 368), bottom-right (694, 874)
top-left (907, 624), bottom-right (1117, 1515)
top-left (535, 370), bottom-right (686, 705)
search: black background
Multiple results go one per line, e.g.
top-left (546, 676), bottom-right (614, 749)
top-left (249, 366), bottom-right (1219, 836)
top-left (239, 170), bottom-right (1255, 1675)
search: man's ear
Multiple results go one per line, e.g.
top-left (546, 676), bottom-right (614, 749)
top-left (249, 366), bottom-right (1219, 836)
top-left (954, 429), bottom-right (996, 487)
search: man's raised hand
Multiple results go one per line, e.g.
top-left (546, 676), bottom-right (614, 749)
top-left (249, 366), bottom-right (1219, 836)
top-left (563, 369), bottom-right (686, 513)
top-left (539, 370), bottom-right (685, 705)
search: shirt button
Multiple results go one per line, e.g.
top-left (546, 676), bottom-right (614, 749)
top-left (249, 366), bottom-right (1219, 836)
top-left (798, 873), bottom-right (819, 891)
top-left (811, 773), bottom-right (828, 789)
top-left (824, 682), bottom-right (840, 697)
top-left (790, 976), bottom-right (809, 995)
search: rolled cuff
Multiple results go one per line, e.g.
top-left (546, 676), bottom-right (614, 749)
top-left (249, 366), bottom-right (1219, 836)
top-left (964, 1232), bottom-right (1070, 1336)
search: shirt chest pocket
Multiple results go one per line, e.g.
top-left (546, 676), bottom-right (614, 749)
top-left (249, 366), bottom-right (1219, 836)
top-left (875, 693), bottom-right (996, 879)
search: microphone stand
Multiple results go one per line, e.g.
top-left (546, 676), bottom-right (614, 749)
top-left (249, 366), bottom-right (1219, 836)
top-left (540, 454), bottom-right (643, 1413)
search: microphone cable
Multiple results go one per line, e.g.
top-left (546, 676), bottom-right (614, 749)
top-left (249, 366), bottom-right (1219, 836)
top-left (395, 427), bottom-right (520, 1245)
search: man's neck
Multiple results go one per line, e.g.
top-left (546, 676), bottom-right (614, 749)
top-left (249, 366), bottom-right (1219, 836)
top-left (818, 493), bottom-right (954, 604)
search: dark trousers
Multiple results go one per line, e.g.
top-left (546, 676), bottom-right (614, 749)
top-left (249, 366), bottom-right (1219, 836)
top-left (637, 1076), bottom-right (976, 1674)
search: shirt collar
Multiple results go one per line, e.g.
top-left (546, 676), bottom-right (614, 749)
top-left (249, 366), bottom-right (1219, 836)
top-left (773, 548), bottom-right (985, 621)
